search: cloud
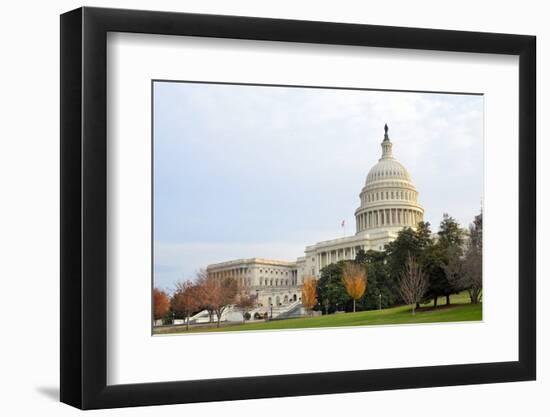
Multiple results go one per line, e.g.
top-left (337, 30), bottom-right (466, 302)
top-left (153, 82), bottom-right (483, 289)
top-left (154, 240), bottom-right (307, 292)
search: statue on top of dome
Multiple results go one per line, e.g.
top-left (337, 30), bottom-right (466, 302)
top-left (383, 123), bottom-right (389, 141)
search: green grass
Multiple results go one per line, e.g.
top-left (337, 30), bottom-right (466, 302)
top-left (154, 291), bottom-right (481, 335)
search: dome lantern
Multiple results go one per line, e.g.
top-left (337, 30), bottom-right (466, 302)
top-left (380, 123), bottom-right (393, 160)
top-left (355, 125), bottom-right (424, 236)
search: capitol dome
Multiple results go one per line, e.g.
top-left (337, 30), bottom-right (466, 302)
top-left (355, 125), bottom-right (424, 235)
top-left (366, 158), bottom-right (411, 183)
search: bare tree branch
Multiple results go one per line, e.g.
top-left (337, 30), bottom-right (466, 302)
top-left (399, 255), bottom-right (429, 315)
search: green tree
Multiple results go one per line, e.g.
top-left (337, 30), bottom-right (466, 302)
top-left (354, 248), bottom-right (369, 264)
top-left (438, 213), bottom-right (465, 248)
top-left (385, 222), bottom-right (434, 306)
top-left (316, 262), bottom-right (351, 314)
top-left (356, 250), bottom-right (393, 310)
top-left (426, 214), bottom-right (466, 306)
top-left (420, 242), bottom-right (448, 307)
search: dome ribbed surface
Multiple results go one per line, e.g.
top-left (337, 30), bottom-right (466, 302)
top-left (366, 159), bottom-right (411, 184)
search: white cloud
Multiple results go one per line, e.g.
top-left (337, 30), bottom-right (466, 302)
top-left (154, 82), bottom-right (484, 289)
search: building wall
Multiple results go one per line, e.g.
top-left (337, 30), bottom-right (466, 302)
top-left (207, 131), bottom-right (423, 302)
top-left (207, 258), bottom-right (302, 307)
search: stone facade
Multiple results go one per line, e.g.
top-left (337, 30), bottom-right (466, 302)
top-left (206, 125), bottom-right (424, 311)
top-left (207, 258), bottom-right (301, 308)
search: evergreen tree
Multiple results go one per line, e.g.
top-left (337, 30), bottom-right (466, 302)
top-left (384, 223), bottom-right (434, 305)
top-left (424, 214), bottom-right (465, 306)
top-left (359, 250), bottom-right (393, 309)
top-left (438, 213), bottom-right (465, 249)
top-left (316, 262), bottom-right (351, 314)
top-left (354, 248), bottom-right (369, 265)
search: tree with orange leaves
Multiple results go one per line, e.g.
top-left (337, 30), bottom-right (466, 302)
top-left (172, 280), bottom-right (201, 330)
top-left (301, 277), bottom-right (318, 314)
top-left (153, 288), bottom-right (170, 323)
top-left (195, 270), bottom-right (239, 328)
top-left (342, 262), bottom-right (367, 313)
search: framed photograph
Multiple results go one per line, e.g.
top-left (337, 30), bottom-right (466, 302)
top-left (60, 6), bottom-right (536, 410)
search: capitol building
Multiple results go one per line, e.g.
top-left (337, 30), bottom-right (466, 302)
top-left (207, 125), bottom-right (424, 316)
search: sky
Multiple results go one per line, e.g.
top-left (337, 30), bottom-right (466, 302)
top-left (153, 81), bottom-right (483, 292)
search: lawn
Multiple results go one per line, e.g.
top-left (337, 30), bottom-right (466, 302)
top-left (154, 291), bottom-right (482, 335)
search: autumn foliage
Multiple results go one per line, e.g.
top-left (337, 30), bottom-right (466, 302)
top-left (195, 270), bottom-right (239, 328)
top-left (153, 288), bottom-right (170, 321)
top-left (172, 280), bottom-right (201, 330)
top-left (301, 277), bottom-right (318, 313)
top-left (341, 263), bottom-right (367, 312)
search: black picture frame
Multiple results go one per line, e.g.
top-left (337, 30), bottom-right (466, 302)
top-left (60, 6), bottom-right (536, 410)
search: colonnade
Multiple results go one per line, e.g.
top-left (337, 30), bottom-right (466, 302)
top-left (318, 246), bottom-right (358, 270)
top-left (356, 208), bottom-right (422, 232)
